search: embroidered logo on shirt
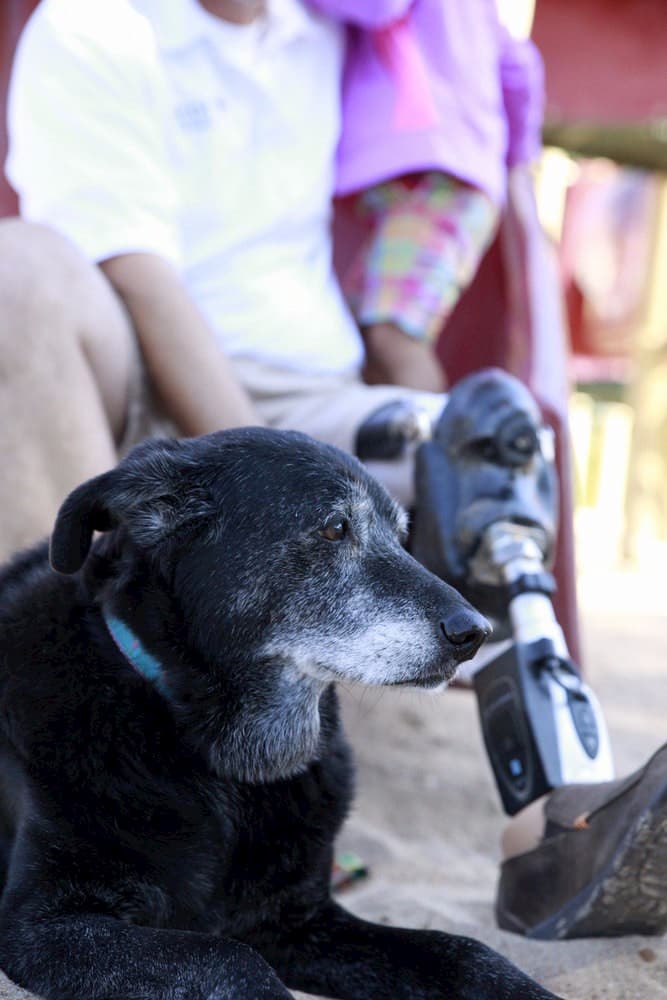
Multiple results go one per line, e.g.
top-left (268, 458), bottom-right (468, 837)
top-left (175, 98), bottom-right (225, 132)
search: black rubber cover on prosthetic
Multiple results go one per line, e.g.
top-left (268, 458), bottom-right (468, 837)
top-left (355, 400), bottom-right (427, 461)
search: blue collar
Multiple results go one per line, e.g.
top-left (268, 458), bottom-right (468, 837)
top-left (103, 609), bottom-right (170, 696)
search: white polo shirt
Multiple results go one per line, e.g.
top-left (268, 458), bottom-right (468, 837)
top-left (6, 0), bottom-right (364, 375)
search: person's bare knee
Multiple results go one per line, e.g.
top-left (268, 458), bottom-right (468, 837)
top-left (0, 218), bottom-right (136, 440)
top-left (0, 220), bottom-right (140, 559)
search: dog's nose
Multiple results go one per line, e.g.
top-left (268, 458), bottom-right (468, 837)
top-left (440, 610), bottom-right (490, 659)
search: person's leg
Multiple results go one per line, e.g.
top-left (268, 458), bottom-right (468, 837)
top-left (0, 220), bottom-right (139, 562)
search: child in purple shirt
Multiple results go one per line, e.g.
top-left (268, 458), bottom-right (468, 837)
top-left (311, 0), bottom-right (544, 387)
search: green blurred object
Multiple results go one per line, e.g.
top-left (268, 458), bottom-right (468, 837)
top-left (331, 851), bottom-right (370, 892)
top-left (544, 120), bottom-right (667, 171)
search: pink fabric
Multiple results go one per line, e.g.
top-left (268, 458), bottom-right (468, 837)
top-left (371, 15), bottom-right (438, 131)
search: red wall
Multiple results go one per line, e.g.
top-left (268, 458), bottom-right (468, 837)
top-left (534, 0), bottom-right (667, 122)
top-left (0, 0), bottom-right (38, 215)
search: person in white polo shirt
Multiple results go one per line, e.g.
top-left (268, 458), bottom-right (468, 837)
top-left (2, 0), bottom-right (450, 526)
top-left (1, 0), bottom-right (666, 945)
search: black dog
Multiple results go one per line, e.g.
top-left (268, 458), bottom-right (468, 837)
top-left (0, 429), bottom-right (561, 999)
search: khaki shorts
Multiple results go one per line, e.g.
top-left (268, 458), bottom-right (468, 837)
top-left (120, 352), bottom-right (445, 509)
top-left (117, 338), bottom-right (176, 459)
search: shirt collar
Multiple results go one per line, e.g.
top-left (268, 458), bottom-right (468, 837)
top-left (131, 0), bottom-right (317, 54)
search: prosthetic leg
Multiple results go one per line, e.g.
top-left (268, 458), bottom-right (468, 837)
top-left (462, 521), bottom-right (613, 814)
top-left (357, 369), bottom-right (614, 816)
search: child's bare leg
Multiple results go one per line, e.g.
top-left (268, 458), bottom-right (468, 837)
top-left (362, 321), bottom-right (445, 391)
top-left (0, 220), bottom-right (139, 561)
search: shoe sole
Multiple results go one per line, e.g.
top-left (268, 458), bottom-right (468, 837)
top-left (527, 786), bottom-right (667, 940)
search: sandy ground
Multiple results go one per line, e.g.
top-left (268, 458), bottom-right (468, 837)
top-left (1, 569), bottom-right (665, 1000)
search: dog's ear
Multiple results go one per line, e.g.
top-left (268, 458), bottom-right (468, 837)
top-left (50, 469), bottom-right (124, 574)
top-left (50, 439), bottom-right (187, 574)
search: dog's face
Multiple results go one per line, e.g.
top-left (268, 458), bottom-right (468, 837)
top-left (50, 429), bottom-right (488, 781)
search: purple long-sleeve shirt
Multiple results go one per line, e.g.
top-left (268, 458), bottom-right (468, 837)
top-left (309, 0), bottom-right (544, 203)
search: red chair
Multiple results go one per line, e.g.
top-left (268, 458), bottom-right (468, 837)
top-left (0, 0), bottom-right (582, 661)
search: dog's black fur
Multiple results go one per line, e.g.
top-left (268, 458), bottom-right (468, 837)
top-left (0, 429), bottom-right (560, 999)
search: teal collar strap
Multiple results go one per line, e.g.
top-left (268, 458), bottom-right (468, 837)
top-left (103, 609), bottom-right (169, 696)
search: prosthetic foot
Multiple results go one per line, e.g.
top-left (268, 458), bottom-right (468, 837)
top-left (410, 368), bottom-right (558, 624)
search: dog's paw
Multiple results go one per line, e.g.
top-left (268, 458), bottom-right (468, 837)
top-left (207, 978), bottom-right (293, 1000)
top-left (448, 936), bottom-right (562, 1000)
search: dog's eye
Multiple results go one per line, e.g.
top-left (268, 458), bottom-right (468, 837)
top-left (318, 518), bottom-right (349, 542)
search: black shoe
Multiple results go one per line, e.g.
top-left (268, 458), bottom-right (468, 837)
top-left (496, 743), bottom-right (667, 939)
top-left (410, 368), bottom-right (558, 621)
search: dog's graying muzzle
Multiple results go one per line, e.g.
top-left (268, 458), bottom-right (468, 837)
top-left (440, 608), bottom-right (490, 660)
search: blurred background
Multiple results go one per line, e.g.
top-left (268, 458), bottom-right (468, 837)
top-left (502, 0), bottom-right (667, 626)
